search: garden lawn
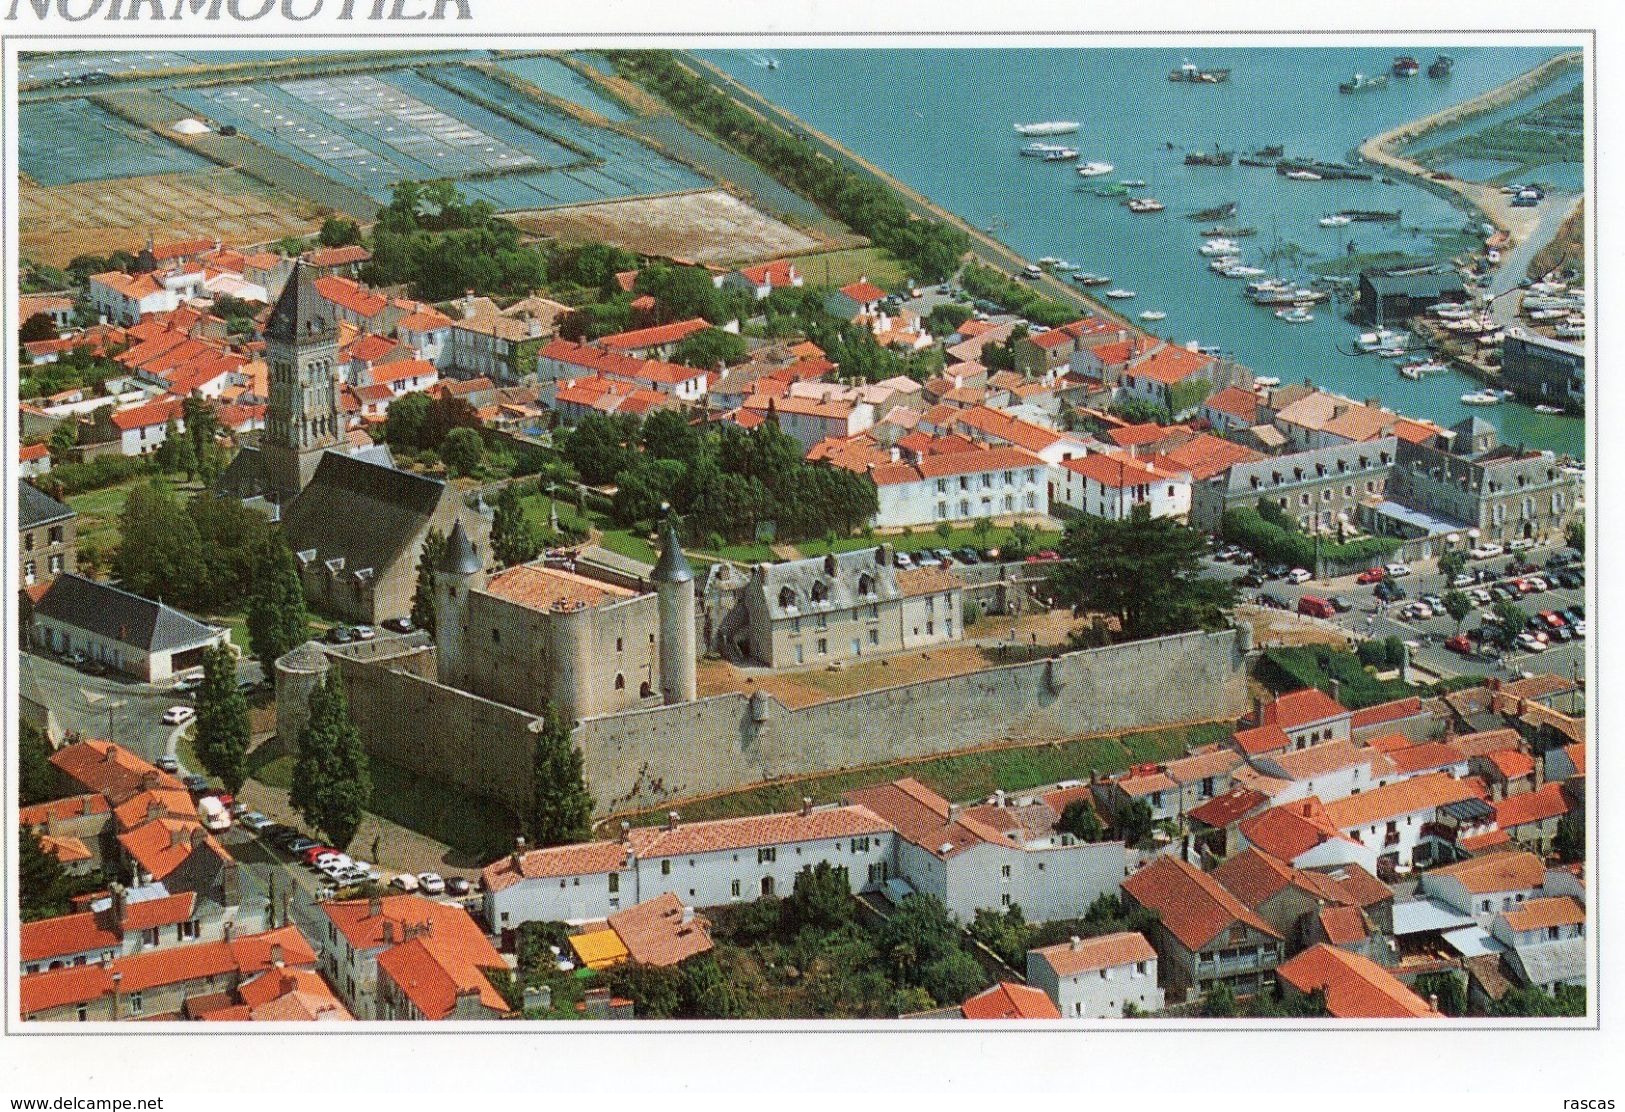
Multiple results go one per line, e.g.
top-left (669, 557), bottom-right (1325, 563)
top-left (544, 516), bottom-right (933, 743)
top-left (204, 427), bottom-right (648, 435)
top-left (619, 721), bottom-right (1231, 826)
top-left (794, 246), bottom-right (908, 290)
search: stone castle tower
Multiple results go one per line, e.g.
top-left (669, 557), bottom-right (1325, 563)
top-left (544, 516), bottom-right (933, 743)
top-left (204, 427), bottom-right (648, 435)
top-left (261, 261), bottom-right (343, 505)
top-left (433, 520), bottom-right (485, 693)
top-left (653, 518), bottom-right (697, 706)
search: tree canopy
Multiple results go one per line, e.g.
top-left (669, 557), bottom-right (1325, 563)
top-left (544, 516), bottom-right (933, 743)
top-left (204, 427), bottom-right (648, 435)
top-left (193, 643), bottom-right (249, 795)
top-left (527, 703), bottom-right (593, 848)
top-left (246, 534), bottom-right (311, 676)
top-left (290, 675), bottom-right (371, 851)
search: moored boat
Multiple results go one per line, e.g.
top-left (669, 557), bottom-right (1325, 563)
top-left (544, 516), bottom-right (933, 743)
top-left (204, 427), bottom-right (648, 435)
top-left (1127, 197), bottom-right (1165, 213)
top-left (1015, 121), bottom-right (1080, 135)
top-left (1285, 169), bottom-right (1323, 181)
top-left (1427, 54), bottom-right (1454, 78)
top-left (1276, 306), bottom-right (1314, 323)
top-left (1201, 224), bottom-right (1256, 237)
top-left (1318, 214), bottom-right (1353, 227)
top-left (1392, 55), bottom-right (1421, 77)
top-left (1105, 288), bottom-right (1137, 299)
top-left (1139, 310), bottom-right (1167, 321)
top-left (1076, 161), bottom-right (1116, 177)
top-left (1534, 404), bottom-right (1564, 414)
top-left (1339, 72), bottom-right (1388, 93)
top-left (1170, 60), bottom-right (1232, 83)
top-left (1460, 391), bottom-right (1501, 406)
top-left (1185, 145), bottom-right (1234, 167)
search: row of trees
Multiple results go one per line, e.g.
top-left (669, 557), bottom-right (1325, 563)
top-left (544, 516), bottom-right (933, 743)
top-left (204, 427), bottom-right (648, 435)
top-left (561, 411), bottom-right (878, 546)
top-left (1221, 503), bottom-right (1401, 573)
top-left (609, 52), bottom-right (969, 283)
top-left (363, 181), bottom-right (548, 302)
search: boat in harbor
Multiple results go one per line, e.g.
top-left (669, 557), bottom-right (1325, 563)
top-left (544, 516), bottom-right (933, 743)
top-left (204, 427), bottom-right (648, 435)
top-left (1209, 256), bottom-right (1243, 272)
top-left (1398, 364), bottom-right (1423, 381)
top-left (1127, 197), bottom-right (1165, 213)
top-left (1169, 60), bottom-right (1231, 83)
top-left (1339, 72), bottom-right (1389, 93)
top-left (1015, 121), bottom-right (1080, 135)
top-left (1534, 404), bottom-right (1565, 414)
top-left (1223, 265), bottom-right (1267, 279)
top-left (1340, 209), bottom-right (1402, 222)
top-left (1199, 237), bottom-right (1241, 256)
top-left (1357, 327), bottom-right (1408, 352)
top-left (1089, 183), bottom-right (1130, 197)
top-left (1276, 306), bottom-right (1314, 323)
top-left (1072, 273), bottom-right (1111, 286)
top-left (1119, 179), bottom-right (1147, 188)
top-left (1285, 169), bottom-right (1323, 181)
top-left (1139, 310), bottom-right (1167, 321)
top-left (1185, 145), bottom-right (1234, 167)
top-left (1020, 142), bottom-right (1068, 157)
top-left (1104, 288), bottom-right (1137, 299)
top-left (1076, 161), bottom-right (1116, 177)
top-left (1189, 200), bottom-right (1239, 222)
top-left (1392, 55), bottom-right (1421, 77)
top-left (1201, 224), bottom-right (1256, 237)
top-left (1318, 214), bottom-right (1353, 227)
top-left (1428, 54), bottom-right (1454, 78)
top-left (1043, 148), bottom-right (1080, 162)
top-left (1461, 391), bottom-right (1502, 406)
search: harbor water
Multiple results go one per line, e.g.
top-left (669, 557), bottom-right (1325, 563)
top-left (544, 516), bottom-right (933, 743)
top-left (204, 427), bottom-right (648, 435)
top-left (702, 46), bottom-right (1585, 458)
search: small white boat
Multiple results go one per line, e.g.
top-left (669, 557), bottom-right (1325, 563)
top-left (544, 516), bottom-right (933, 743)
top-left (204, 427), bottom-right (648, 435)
top-left (1119, 178), bottom-right (1147, 188)
top-left (1399, 364), bottom-right (1422, 381)
top-left (1319, 214), bottom-right (1353, 227)
top-left (1357, 327), bottom-right (1407, 352)
top-left (1016, 121), bottom-right (1081, 136)
top-left (1199, 238), bottom-right (1240, 256)
top-left (1076, 161), bottom-right (1116, 177)
top-left (1285, 169), bottom-right (1323, 181)
top-left (1247, 278), bottom-right (1290, 295)
top-left (1224, 265), bottom-right (1267, 278)
top-left (1053, 260), bottom-right (1078, 271)
top-left (1209, 256), bottom-right (1242, 272)
top-left (1127, 198), bottom-right (1165, 212)
top-left (1043, 147), bottom-right (1080, 162)
top-left (1534, 404), bottom-right (1565, 414)
top-left (1139, 310), bottom-right (1167, 321)
top-left (1405, 360), bottom-right (1449, 375)
top-left (1276, 306), bottom-right (1314, 323)
top-left (1105, 288), bottom-right (1137, 299)
top-left (1461, 391), bottom-right (1501, 406)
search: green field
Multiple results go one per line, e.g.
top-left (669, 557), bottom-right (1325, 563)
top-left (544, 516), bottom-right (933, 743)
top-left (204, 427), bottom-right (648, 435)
top-left (793, 246), bottom-right (908, 290)
top-left (618, 721), bottom-right (1232, 826)
top-left (65, 479), bottom-right (144, 553)
top-left (819, 523), bottom-right (1063, 559)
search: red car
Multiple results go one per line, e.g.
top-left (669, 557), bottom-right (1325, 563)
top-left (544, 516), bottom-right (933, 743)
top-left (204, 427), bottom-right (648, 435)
top-left (301, 845), bottom-right (339, 866)
top-left (1356, 567), bottom-right (1386, 585)
top-left (1024, 551), bottom-right (1062, 563)
top-left (1444, 634), bottom-right (1472, 654)
top-left (1540, 610), bottom-right (1565, 628)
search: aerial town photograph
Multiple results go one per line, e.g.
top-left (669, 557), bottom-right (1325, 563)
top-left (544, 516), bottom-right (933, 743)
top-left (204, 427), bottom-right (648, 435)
top-left (10, 37), bottom-right (1590, 1039)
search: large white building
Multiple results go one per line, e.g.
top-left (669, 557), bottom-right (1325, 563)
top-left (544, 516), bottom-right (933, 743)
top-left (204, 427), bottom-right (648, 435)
top-left (1056, 452), bottom-right (1191, 521)
top-left (1026, 932), bottom-right (1163, 1019)
top-left (88, 268), bottom-right (205, 326)
top-left (865, 446), bottom-right (1050, 529)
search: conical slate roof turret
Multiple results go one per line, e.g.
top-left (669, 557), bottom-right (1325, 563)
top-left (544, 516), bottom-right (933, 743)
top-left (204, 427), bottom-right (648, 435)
top-left (652, 517), bottom-right (693, 585)
top-left (440, 521), bottom-right (482, 575)
top-left (266, 260), bottom-right (337, 346)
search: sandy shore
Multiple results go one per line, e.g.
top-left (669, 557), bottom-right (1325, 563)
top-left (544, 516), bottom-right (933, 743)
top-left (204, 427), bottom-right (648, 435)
top-left (1359, 51), bottom-right (1583, 244)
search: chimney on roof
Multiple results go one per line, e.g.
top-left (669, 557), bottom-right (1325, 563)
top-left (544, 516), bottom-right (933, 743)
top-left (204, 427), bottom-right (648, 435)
top-left (147, 801), bottom-right (165, 823)
top-left (619, 821), bottom-right (632, 844)
top-left (1428, 993), bottom-right (1439, 1012)
top-left (994, 789), bottom-right (1007, 809)
top-left (889, 446), bottom-right (900, 464)
top-left (369, 895), bottom-right (383, 919)
top-left (801, 797), bottom-right (813, 818)
top-left (170, 825), bottom-right (188, 848)
top-left (512, 835), bottom-right (527, 871)
top-left (1071, 935), bottom-right (1082, 951)
top-left (270, 943), bottom-right (284, 966)
top-left (141, 770), bottom-right (159, 790)
top-left (667, 810), bottom-right (681, 832)
top-left (681, 906), bottom-right (695, 926)
top-left (1253, 696), bottom-right (1264, 724)
top-left (110, 882), bottom-right (128, 930)
top-left (947, 803), bottom-right (962, 825)
top-left (1332, 405), bottom-right (1348, 419)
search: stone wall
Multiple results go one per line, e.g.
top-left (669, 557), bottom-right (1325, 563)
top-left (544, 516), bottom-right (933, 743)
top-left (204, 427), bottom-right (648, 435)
top-left (285, 626), bottom-right (1249, 821)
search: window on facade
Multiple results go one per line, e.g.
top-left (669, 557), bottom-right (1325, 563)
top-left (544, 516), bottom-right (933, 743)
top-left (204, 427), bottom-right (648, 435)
top-left (661, 860), bottom-right (671, 876)
top-left (868, 629), bottom-right (879, 646)
top-left (1001, 893), bottom-right (1012, 907)
top-left (731, 879), bottom-right (741, 898)
top-left (129, 994), bottom-right (143, 1015)
top-left (817, 638), bottom-right (828, 655)
top-left (49, 526), bottom-right (64, 544)
top-left (76, 1005), bottom-right (88, 1022)
top-left (1000, 864), bottom-right (1011, 879)
top-left (758, 847), bottom-right (777, 864)
top-left (492, 629), bottom-right (500, 644)
top-left (614, 673), bottom-right (625, 690)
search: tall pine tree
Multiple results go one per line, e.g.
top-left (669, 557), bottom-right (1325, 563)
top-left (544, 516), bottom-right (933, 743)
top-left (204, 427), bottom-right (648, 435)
top-left (411, 527), bottom-right (447, 636)
top-left (528, 703), bottom-right (592, 848)
top-left (193, 644), bottom-right (250, 794)
top-left (247, 535), bottom-right (311, 676)
top-left (491, 483), bottom-right (542, 567)
top-left (290, 675), bottom-right (371, 851)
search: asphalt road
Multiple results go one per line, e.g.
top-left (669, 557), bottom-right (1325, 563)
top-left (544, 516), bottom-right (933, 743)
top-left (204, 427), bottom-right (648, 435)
top-left (1204, 538), bottom-right (1586, 681)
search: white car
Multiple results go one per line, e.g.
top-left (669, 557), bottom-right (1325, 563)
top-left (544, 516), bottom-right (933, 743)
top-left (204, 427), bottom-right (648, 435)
top-left (417, 872), bottom-right (446, 895)
top-left (1573, 620), bottom-right (1587, 637)
top-left (1469, 543), bottom-right (1504, 560)
top-left (1285, 568), bottom-right (1312, 585)
top-left (1451, 573), bottom-right (1474, 588)
top-left (161, 706), bottom-right (196, 726)
top-left (390, 873), bottom-right (420, 892)
top-left (1516, 633), bottom-right (1547, 653)
top-left (1384, 562), bottom-right (1412, 578)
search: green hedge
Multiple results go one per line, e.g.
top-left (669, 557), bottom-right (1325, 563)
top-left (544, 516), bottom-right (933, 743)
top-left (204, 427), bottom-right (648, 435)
top-left (1257, 646), bottom-right (1415, 709)
top-left (960, 262), bottom-right (1078, 326)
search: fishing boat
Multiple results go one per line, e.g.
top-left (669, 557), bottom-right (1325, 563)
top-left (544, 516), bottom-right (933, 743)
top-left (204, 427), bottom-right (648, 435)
top-left (1276, 306), bottom-right (1314, 323)
top-left (1534, 404), bottom-right (1565, 414)
top-left (1285, 169), bottom-right (1323, 181)
top-left (1043, 148), bottom-right (1080, 162)
top-left (1318, 214), bottom-right (1353, 228)
top-left (1428, 54), bottom-right (1454, 78)
top-left (1392, 55), bottom-right (1421, 77)
top-left (1119, 178), bottom-right (1147, 188)
top-left (1461, 391), bottom-right (1502, 406)
top-left (1015, 121), bottom-right (1080, 135)
top-left (1076, 161), bottom-right (1116, 177)
top-left (1189, 200), bottom-right (1239, 222)
top-left (1398, 364), bottom-right (1423, 381)
top-left (1104, 288), bottom-right (1137, 299)
top-left (1127, 198), bottom-right (1165, 213)
top-left (1139, 310), bottom-right (1167, 321)
top-left (1091, 183), bottom-right (1130, 197)
top-left (1199, 237), bottom-right (1240, 256)
top-left (1170, 60), bottom-right (1231, 83)
top-left (1201, 225), bottom-right (1256, 237)
top-left (1339, 72), bottom-right (1389, 93)
top-left (1078, 274), bottom-right (1112, 287)
top-left (1247, 278), bottom-right (1291, 296)
top-left (1185, 145), bottom-right (1234, 167)
top-left (1208, 256), bottom-right (1243, 272)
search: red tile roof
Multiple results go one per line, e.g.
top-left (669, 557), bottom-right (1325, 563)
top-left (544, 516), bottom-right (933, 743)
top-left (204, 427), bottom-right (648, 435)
top-left (1349, 696), bottom-right (1425, 730)
top-left (838, 280), bottom-right (887, 304)
top-left (1121, 857), bottom-right (1282, 952)
top-left (21, 911), bottom-right (121, 963)
top-left (1238, 798), bottom-right (1353, 863)
top-left (1426, 850), bottom-right (1546, 894)
top-left (1485, 749), bottom-right (1536, 780)
top-left (1063, 452), bottom-right (1177, 489)
top-left (1231, 723), bottom-right (1291, 757)
top-left (20, 442), bottom-right (49, 463)
top-left (1187, 786), bottom-right (1269, 829)
top-left (1262, 688), bottom-right (1350, 731)
top-left (1104, 422), bottom-right (1173, 448)
top-left (1493, 782), bottom-right (1572, 829)
top-left (1500, 895), bottom-right (1584, 933)
top-left (1318, 905), bottom-right (1369, 946)
top-left (596, 317), bottom-right (710, 351)
top-left (1385, 742), bottom-right (1467, 776)
top-left (607, 893), bottom-right (714, 967)
top-left (1203, 385), bottom-right (1260, 421)
top-left (960, 981), bottom-right (1061, 1020)
top-left (1128, 344), bottom-right (1214, 386)
top-left (737, 259), bottom-right (799, 287)
top-left (107, 396), bottom-right (184, 432)
top-left (373, 925), bottom-right (511, 1020)
top-left (305, 244), bottom-right (372, 268)
top-left (1323, 772), bottom-right (1478, 830)
top-left (1029, 931), bottom-right (1156, 977)
top-left (19, 794), bottom-right (111, 827)
top-left (627, 805), bottom-right (891, 860)
top-left (1277, 945), bottom-right (1436, 1018)
top-left (1152, 433), bottom-right (1264, 481)
top-left (314, 275), bottom-right (387, 319)
top-left (481, 841), bottom-right (632, 893)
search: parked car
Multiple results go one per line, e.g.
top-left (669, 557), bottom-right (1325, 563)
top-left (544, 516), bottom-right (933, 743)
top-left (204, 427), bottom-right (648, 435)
top-left (1552, 625), bottom-right (1574, 643)
top-left (1238, 571), bottom-right (1265, 588)
top-left (1297, 595), bottom-right (1335, 619)
top-left (1356, 567), bottom-right (1386, 585)
top-left (1469, 589), bottom-right (1491, 606)
top-left (954, 548), bottom-right (980, 565)
top-left (182, 774), bottom-right (211, 795)
top-left (1445, 634), bottom-right (1472, 655)
top-left (198, 796), bottom-right (232, 833)
top-left (1264, 564), bottom-right (1290, 579)
top-left (156, 755), bottom-right (180, 773)
top-left (1285, 568), bottom-right (1312, 585)
top-left (1451, 573), bottom-right (1475, 589)
top-left (1421, 594), bottom-right (1445, 610)
top-left (1384, 562), bottom-right (1412, 578)
top-left (1506, 558), bottom-right (1537, 576)
top-left (893, 552), bottom-right (915, 570)
top-left (381, 617), bottom-right (415, 634)
top-left (1526, 576), bottom-right (1550, 592)
top-left (353, 625), bottom-right (376, 641)
top-left (1573, 620), bottom-right (1587, 637)
top-left (326, 625), bottom-right (355, 644)
top-left (161, 706), bottom-right (196, 727)
top-left (417, 872), bottom-right (446, 895)
top-left (391, 874), bottom-right (420, 892)
top-left (300, 845), bottom-right (339, 866)
top-left (1257, 592), bottom-right (1288, 610)
top-left (1516, 633), bottom-right (1547, 653)
top-left (446, 877), bottom-right (472, 896)
top-left (1469, 543), bottom-right (1504, 560)
top-left (1540, 610), bottom-right (1566, 629)
top-left (242, 812), bottom-right (275, 832)
top-left (61, 650), bottom-right (88, 667)
top-left (1328, 596), bottom-right (1353, 613)
top-left (173, 675), bottom-right (205, 697)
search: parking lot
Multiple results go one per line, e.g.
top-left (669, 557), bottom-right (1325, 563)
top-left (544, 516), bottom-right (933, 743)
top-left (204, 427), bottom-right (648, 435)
top-left (1202, 540), bottom-right (1587, 682)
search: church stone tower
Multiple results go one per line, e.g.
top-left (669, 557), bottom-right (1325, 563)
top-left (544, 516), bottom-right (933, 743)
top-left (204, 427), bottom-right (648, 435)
top-left (652, 518), bottom-right (697, 705)
top-left (261, 261), bottom-right (343, 505)
top-left (433, 521), bottom-right (485, 691)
